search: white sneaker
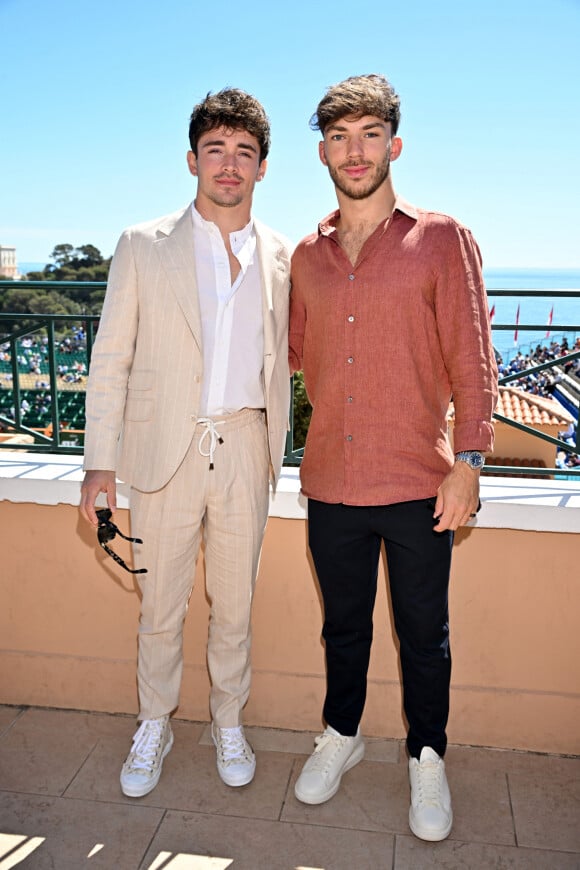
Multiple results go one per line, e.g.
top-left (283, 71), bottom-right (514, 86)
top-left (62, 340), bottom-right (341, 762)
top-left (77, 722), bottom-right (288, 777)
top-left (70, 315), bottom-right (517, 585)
top-left (120, 716), bottom-right (173, 798)
top-left (408, 746), bottom-right (453, 841)
top-left (212, 724), bottom-right (256, 787)
top-left (294, 725), bottom-right (365, 805)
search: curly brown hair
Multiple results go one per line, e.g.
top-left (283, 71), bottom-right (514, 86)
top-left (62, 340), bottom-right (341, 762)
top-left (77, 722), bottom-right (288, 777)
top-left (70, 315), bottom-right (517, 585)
top-left (189, 88), bottom-right (271, 161)
top-left (310, 74), bottom-right (401, 136)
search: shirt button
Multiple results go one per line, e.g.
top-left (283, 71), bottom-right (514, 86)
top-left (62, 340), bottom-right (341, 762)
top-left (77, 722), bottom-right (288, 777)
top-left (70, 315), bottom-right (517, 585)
top-left (346, 435), bottom-right (353, 441)
top-left (347, 396), bottom-right (353, 402)
top-left (347, 357), bottom-right (354, 364)
top-left (348, 274), bottom-right (355, 281)
top-left (347, 315), bottom-right (355, 322)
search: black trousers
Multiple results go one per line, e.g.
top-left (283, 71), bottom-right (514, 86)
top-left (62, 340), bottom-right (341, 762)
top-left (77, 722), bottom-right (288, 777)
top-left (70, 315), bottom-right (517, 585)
top-left (308, 498), bottom-right (454, 759)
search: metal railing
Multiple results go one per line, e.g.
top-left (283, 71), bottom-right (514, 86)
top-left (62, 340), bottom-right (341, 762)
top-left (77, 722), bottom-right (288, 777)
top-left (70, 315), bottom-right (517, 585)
top-left (1, 281), bottom-right (579, 476)
top-left (486, 289), bottom-right (580, 477)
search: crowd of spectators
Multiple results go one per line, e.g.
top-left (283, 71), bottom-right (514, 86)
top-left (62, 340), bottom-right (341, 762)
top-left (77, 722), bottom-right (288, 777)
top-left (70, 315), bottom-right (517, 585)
top-left (556, 422), bottom-right (580, 474)
top-left (497, 336), bottom-right (579, 474)
top-left (497, 336), bottom-right (580, 398)
top-left (0, 327), bottom-right (88, 388)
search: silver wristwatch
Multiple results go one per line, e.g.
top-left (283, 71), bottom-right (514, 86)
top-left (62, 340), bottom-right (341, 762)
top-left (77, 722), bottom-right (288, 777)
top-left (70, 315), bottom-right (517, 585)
top-left (455, 451), bottom-right (485, 470)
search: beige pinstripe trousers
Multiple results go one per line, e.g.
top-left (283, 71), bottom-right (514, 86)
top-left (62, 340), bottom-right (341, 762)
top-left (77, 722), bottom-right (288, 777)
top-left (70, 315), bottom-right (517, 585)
top-left (129, 408), bottom-right (270, 726)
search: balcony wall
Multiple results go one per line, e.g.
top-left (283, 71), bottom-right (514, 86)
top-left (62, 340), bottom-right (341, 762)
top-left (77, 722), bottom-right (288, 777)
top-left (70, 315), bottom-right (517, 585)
top-left (1, 455), bottom-right (579, 756)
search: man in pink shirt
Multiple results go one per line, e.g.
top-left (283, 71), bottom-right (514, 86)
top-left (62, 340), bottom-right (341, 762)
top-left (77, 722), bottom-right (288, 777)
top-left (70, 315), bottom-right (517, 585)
top-left (289, 74), bottom-right (498, 841)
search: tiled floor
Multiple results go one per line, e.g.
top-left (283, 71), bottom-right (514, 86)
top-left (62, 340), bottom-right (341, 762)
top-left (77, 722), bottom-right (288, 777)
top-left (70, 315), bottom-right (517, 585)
top-left (0, 706), bottom-right (579, 869)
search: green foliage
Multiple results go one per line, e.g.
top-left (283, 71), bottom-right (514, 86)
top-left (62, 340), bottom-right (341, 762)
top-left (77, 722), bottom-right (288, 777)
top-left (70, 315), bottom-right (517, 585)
top-left (51, 243), bottom-right (75, 266)
top-left (292, 371), bottom-right (312, 449)
top-left (24, 243), bottom-right (111, 288)
top-left (0, 243), bottom-right (109, 337)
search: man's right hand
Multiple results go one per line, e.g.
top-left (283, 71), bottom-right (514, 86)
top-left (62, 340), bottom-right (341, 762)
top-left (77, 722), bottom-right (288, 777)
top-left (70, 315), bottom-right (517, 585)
top-left (80, 470), bottom-right (117, 526)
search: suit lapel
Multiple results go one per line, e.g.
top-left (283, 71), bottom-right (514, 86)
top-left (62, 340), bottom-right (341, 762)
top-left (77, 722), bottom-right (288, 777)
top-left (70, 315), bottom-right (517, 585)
top-left (154, 206), bottom-right (203, 351)
top-left (154, 211), bottom-right (286, 388)
top-left (255, 222), bottom-right (286, 395)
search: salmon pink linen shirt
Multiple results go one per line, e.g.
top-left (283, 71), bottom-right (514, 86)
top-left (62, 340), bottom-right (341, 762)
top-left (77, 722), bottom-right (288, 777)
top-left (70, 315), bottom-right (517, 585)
top-left (289, 199), bottom-right (498, 506)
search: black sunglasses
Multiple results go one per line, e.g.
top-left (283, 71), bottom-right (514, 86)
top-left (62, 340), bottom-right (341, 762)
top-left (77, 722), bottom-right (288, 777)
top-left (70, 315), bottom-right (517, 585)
top-left (96, 509), bottom-right (148, 574)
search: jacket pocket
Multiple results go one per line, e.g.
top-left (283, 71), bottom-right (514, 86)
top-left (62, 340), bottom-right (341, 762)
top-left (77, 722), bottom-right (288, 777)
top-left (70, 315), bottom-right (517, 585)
top-left (127, 370), bottom-right (154, 391)
top-left (126, 369), bottom-right (154, 421)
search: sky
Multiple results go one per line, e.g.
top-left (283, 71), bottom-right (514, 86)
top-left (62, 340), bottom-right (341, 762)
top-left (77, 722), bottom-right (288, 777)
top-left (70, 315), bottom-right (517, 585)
top-left (1, 0), bottom-right (579, 269)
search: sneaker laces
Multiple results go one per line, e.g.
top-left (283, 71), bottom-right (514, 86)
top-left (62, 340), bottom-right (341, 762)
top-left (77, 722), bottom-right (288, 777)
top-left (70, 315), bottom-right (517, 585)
top-left (216, 727), bottom-right (253, 766)
top-left (306, 731), bottom-right (348, 772)
top-left (414, 758), bottom-right (444, 807)
top-left (125, 718), bottom-right (167, 773)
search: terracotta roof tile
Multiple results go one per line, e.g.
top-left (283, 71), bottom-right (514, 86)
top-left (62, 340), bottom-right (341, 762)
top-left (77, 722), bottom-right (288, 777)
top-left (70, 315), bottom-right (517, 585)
top-left (495, 387), bottom-right (574, 425)
top-left (448, 386), bottom-right (574, 426)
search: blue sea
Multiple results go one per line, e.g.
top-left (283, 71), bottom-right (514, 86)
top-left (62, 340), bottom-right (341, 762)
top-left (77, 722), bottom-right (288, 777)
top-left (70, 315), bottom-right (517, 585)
top-left (16, 263), bottom-right (580, 364)
top-left (483, 268), bottom-right (580, 362)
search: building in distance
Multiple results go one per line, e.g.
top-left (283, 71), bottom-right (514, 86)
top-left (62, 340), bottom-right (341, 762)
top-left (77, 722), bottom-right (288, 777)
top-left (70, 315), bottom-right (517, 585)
top-left (0, 245), bottom-right (19, 279)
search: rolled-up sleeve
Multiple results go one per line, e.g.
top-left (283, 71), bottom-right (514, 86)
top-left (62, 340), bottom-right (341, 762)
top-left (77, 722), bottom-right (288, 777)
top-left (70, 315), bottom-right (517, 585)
top-left (433, 223), bottom-right (498, 453)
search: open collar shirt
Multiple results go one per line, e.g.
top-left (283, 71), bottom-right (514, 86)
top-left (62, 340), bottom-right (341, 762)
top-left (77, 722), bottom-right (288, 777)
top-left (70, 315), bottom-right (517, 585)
top-left (191, 203), bottom-right (265, 416)
top-left (289, 198), bottom-right (498, 506)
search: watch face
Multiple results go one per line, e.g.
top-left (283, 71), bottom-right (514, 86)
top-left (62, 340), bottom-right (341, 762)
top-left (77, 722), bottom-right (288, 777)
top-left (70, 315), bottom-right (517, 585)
top-left (457, 451), bottom-right (485, 469)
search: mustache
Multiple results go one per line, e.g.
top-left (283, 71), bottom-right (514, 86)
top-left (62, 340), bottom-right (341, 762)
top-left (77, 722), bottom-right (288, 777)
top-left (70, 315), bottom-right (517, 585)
top-left (340, 161), bottom-right (372, 169)
top-left (215, 173), bottom-right (243, 182)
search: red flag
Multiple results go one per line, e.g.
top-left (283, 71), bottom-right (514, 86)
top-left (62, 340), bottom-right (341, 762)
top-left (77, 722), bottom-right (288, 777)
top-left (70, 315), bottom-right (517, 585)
top-left (545, 306), bottom-right (554, 338)
top-left (489, 304), bottom-right (496, 323)
top-left (514, 304), bottom-right (520, 345)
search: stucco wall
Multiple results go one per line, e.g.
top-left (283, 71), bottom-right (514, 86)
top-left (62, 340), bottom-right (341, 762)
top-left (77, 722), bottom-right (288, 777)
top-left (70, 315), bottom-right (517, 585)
top-left (1, 498), bottom-right (578, 755)
top-left (491, 421), bottom-right (562, 467)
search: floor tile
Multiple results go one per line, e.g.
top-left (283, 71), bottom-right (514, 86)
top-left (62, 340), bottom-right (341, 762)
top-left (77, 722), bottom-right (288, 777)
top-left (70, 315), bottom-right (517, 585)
top-left (63, 719), bottom-right (205, 802)
top-left (0, 707), bottom-right (578, 869)
top-left (0, 707), bottom-right (134, 795)
top-left (509, 768), bottom-right (580, 852)
top-left (445, 743), bottom-right (580, 777)
top-left (394, 834), bottom-right (580, 869)
top-left (282, 757), bottom-right (410, 834)
top-left (141, 809), bottom-right (396, 870)
top-left (0, 705), bottom-right (23, 736)
top-left (67, 728), bottom-right (295, 821)
top-left (282, 758), bottom-right (516, 846)
top-left (444, 766), bottom-right (515, 846)
top-left (364, 736), bottom-right (402, 763)
top-left (0, 792), bottom-right (163, 870)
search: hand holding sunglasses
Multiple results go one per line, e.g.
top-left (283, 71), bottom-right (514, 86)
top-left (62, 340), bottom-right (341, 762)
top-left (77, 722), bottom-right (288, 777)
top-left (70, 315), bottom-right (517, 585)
top-left (96, 509), bottom-right (148, 574)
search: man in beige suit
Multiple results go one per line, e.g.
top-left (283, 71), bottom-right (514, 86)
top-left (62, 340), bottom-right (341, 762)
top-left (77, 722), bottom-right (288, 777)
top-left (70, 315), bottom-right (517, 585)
top-left (79, 88), bottom-right (290, 798)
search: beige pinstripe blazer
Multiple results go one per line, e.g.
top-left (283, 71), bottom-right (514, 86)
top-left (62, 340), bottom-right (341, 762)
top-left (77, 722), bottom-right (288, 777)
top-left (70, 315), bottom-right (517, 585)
top-left (83, 205), bottom-right (291, 492)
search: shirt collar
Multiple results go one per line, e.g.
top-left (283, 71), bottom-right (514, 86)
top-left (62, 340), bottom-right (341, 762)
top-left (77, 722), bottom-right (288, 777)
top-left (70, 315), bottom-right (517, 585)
top-left (190, 201), bottom-right (255, 255)
top-left (318, 195), bottom-right (419, 237)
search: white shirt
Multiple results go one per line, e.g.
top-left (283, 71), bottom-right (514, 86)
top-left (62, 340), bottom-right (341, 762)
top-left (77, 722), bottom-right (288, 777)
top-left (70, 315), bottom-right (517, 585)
top-left (191, 203), bottom-right (265, 416)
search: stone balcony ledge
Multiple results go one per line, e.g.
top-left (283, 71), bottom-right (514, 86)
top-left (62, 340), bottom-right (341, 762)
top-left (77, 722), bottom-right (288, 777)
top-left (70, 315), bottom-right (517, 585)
top-left (1, 452), bottom-right (579, 533)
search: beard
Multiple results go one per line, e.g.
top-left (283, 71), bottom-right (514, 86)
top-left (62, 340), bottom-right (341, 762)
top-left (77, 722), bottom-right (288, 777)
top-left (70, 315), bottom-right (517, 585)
top-left (206, 186), bottom-right (245, 209)
top-left (328, 152), bottom-right (391, 201)
top-left (206, 191), bottom-right (244, 208)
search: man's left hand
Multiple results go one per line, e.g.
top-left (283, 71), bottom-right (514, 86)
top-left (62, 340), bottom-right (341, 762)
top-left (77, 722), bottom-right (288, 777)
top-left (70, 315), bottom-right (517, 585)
top-left (432, 462), bottom-right (480, 532)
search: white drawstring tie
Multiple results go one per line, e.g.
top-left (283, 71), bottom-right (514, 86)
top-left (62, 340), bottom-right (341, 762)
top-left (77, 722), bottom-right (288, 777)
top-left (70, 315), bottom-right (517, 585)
top-left (197, 417), bottom-right (225, 470)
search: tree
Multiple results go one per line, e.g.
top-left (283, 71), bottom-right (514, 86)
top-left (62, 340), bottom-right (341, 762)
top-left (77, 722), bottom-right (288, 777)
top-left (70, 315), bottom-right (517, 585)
top-left (50, 244), bottom-right (75, 268)
top-left (24, 243), bottom-right (111, 291)
top-left (75, 244), bottom-right (103, 268)
top-left (292, 372), bottom-right (312, 449)
top-left (3, 243), bottom-right (109, 324)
